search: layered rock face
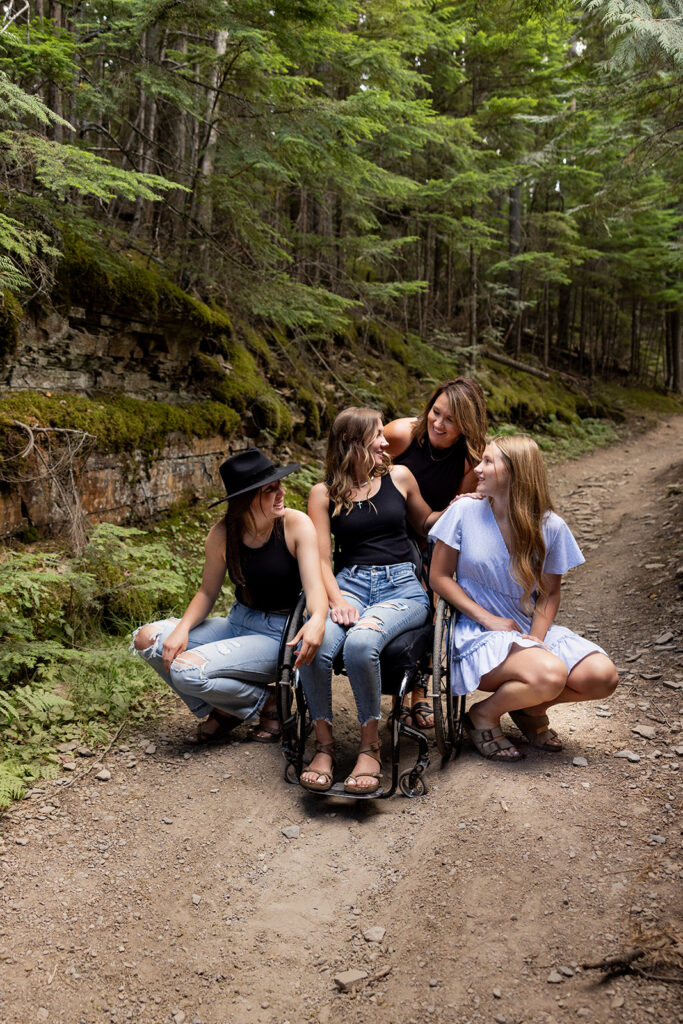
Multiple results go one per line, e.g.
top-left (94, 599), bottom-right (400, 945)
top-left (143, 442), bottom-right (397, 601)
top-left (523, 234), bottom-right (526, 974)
top-left (0, 434), bottom-right (231, 538)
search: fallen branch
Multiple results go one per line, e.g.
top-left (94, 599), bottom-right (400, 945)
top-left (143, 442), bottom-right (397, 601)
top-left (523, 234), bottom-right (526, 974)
top-left (582, 948), bottom-right (645, 975)
top-left (481, 349), bottom-right (550, 380)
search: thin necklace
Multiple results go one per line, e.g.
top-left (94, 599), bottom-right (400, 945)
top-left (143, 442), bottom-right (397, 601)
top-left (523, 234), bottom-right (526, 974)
top-left (426, 439), bottom-right (454, 462)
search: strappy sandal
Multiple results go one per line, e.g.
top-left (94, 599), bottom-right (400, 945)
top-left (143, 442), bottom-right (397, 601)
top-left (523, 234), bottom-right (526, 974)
top-left (388, 703), bottom-right (412, 729)
top-left (247, 708), bottom-right (281, 744)
top-left (509, 709), bottom-right (562, 752)
top-left (300, 741), bottom-right (336, 793)
top-left (463, 713), bottom-right (523, 762)
top-left (344, 741), bottom-right (383, 794)
top-left (186, 709), bottom-right (241, 745)
top-left (411, 699), bottom-right (434, 730)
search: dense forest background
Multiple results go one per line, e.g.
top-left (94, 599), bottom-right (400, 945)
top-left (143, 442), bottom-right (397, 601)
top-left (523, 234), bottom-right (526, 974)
top-left (1, 0), bottom-right (681, 390)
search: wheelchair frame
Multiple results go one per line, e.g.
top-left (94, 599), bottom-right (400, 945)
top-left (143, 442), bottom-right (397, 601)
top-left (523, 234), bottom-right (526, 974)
top-left (275, 592), bottom-right (432, 799)
top-left (430, 597), bottom-right (466, 763)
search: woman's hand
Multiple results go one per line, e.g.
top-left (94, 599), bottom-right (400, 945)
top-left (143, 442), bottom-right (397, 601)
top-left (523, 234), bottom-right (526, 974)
top-left (448, 492), bottom-right (485, 505)
top-left (288, 614), bottom-right (326, 668)
top-left (162, 625), bottom-right (189, 673)
top-left (483, 614), bottom-right (521, 633)
top-left (330, 598), bottom-right (360, 626)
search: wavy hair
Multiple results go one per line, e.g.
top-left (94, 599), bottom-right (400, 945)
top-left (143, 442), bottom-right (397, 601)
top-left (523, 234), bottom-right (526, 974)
top-left (490, 434), bottom-right (554, 612)
top-left (326, 407), bottom-right (390, 516)
top-left (413, 377), bottom-right (487, 468)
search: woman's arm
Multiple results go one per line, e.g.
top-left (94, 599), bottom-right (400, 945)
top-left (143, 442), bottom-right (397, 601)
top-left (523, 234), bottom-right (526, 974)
top-left (284, 509), bottom-right (329, 667)
top-left (456, 461), bottom-right (479, 496)
top-left (526, 573), bottom-right (562, 642)
top-left (429, 539), bottom-right (522, 632)
top-left (384, 417), bottom-right (416, 459)
top-left (307, 482), bottom-right (359, 626)
top-left (391, 464), bottom-right (442, 536)
top-left (161, 522), bottom-right (227, 671)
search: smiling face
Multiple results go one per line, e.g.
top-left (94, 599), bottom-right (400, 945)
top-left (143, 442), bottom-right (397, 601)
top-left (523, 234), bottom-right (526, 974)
top-left (427, 394), bottom-right (461, 449)
top-left (252, 479), bottom-right (286, 521)
top-left (474, 443), bottom-right (510, 500)
top-left (365, 420), bottom-right (389, 469)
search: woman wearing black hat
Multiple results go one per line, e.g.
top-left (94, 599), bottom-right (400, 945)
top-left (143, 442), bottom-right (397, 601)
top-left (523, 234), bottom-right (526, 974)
top-left (133, 449), bottom-right (327, 744)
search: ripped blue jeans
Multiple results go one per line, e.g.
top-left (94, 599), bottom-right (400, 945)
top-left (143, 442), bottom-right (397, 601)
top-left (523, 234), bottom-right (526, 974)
top-left (299, 562), bottom-right (430, 725)
top-left (131, 601), bottom-right (288, 721)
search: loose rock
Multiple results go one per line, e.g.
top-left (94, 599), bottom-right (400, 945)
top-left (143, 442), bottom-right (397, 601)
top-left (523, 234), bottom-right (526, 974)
top-left (281, 825), bottom-right (300, 840)
top-left (572, 756), bottom-right (588, 767)
top-left (333, 969), bottom-right (368, 992)
top-left (95, 768), bottom-right (111, 781)
top-left (547, 971), bottom-right (563, 984)
top-left (614, 750), bottom-right (641, 762)
top-left (363, 926), bottom-right (386, 943)
top-left (631, 724), bottom-right (656, 740)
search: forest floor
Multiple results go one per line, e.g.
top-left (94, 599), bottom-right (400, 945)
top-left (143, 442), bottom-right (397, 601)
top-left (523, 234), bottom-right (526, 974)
top-left (1, 416), bottom-right (682, 1024)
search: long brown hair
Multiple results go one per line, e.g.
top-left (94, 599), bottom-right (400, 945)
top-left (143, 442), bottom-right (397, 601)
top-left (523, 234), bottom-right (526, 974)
top-left (224, 488), bottom-right (283, 590)
top-left (326, 407), bottom-right (390, 516)
top-left (491, 434), bottom-right (554, 612)
top-left (413, 378), bottom-right (487, 468)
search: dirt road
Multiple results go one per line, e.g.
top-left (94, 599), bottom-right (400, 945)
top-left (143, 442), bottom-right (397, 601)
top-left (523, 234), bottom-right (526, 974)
top-left (1, 417), bottom-right (681, 1024)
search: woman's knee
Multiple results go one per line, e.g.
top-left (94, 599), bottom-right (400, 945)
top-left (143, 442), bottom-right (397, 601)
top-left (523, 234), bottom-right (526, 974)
top-left (528, 653), bottom-right (568, 699)
top-left (570, 655), bottom-right (619, 700)
top-left (344, 616), bottom-right (384, 660)
top-left (132, 619), bottom-right (176, 654)
top-left (169, 651), bottom-right (207, 694)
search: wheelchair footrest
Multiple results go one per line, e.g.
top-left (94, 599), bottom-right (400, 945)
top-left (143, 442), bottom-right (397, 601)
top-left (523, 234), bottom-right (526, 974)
top-left (303, 781), bottom-right (385, 800)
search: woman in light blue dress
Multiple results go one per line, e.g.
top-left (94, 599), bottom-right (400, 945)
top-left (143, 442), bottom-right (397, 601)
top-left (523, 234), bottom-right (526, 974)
top-left (429, 435), bottom-right (618, 761)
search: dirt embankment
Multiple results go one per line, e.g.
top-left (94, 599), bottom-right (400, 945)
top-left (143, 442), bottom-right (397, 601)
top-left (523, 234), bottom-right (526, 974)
top-left (1, 417), bottom-right (681, 1024)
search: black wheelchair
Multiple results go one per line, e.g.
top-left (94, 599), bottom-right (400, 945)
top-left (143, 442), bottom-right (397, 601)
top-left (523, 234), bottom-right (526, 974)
top-left (430, 597), bottom-right (467, 763)
top-left (275, 592), bottom-right (433, 799)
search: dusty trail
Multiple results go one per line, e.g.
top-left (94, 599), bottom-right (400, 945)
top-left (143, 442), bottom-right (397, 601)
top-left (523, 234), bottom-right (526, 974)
top-left (1, 417), bottom-right (681, 1024)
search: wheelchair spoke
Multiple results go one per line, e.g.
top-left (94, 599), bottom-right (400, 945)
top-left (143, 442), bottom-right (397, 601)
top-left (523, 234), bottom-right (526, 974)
top-left (432, 598), bottom-right (454, 761)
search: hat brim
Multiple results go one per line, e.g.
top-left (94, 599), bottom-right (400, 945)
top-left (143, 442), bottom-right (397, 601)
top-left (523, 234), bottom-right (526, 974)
top-left (208, 463), bottom-right (301, 507)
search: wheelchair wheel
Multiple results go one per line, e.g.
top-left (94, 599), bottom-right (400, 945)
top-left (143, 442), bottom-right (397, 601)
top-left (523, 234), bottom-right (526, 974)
top-left (399, 767), bottom-right (427, 798)
top-left (276, 592), bottom-right (307, 725)
top-left (432, 597), bottom-right (455, 761)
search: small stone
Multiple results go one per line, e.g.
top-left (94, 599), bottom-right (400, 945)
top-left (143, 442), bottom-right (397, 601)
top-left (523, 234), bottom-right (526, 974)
top-left (429, 979), bottom-right (438, 988)
top-left (333, 969), bottom-right (368, 992)
top-left (492, 986), bottom-right (502, 998)
top-left (650, 835), bottom-right (666, 844)
top-left (162, 817), bottom-right (173, 825)
top-left (632, 724), bottom-right (656, 740)
top-left (674, 745), bottom-right (683, 757)
top-left (663, 680), bottom-right (683, 690)
top-left (611, 996), bottom-right (625, 1008)
top-left (77, 746), bottom-right (94, 757)
top-left (614, 750), bottom-right (641, 762)
top-left (363, 926), bottom-right (386, 943)
top-left (15, 837), bottom-right (28, 846)
top-left (37, 1010), bottom-right (49, 1022)
top-left (654, 631), bottom-right (674, 645)
top-left (62, 761), bottom-right (77, 772)
top-left (173, 1013), bottom-right (186, 1024)
top-left (281, 825), bottom-right (300, 840)
top-left (144, 743), bottom-right (157, 755)
top-left (192, 894), bottom-right (201, 906)
top-left (260, 1002), bottom-right (269, 1009)
top-left (57, 740), bottom-right (78, 753)
top-left (572, 757), bottom-right (588, 767)
top-left (95, 768), bottom-right (111, 781)
top-left (494, 1017), bottom-right (507, 1024)
top-left (547, 970), bottom-right (564, 984)
top-left (558, 966), bottom-right (574, 977)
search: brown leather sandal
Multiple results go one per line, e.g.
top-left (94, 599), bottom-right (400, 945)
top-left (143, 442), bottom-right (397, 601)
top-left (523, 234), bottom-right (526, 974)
top-left (186, 709), bottom-right (241, 745)
top-left (463, 713), bottom-right (523, 762)
top-left (509, 709), bottom-right (562, 751)
top-left (300, 741), bottom-right (336, 792)
top-left (343, 741), bottom-right (383, 794)
top-left (247, 708), bottom-right (281, 744)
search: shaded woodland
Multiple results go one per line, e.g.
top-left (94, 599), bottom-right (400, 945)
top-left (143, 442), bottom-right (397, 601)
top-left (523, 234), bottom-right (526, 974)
top-left (0, 0), bottom-right (681, 389)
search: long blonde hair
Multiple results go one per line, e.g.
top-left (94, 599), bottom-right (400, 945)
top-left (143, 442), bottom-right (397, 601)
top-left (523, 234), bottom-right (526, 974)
top-left (491, 435), bottom-right (554, 611)
top-left (326, 407), bottom-right (390, 516)
top-left (413, 377), bottom-right (487, 468)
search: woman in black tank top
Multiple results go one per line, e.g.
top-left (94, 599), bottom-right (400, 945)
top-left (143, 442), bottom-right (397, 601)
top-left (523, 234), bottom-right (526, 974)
top-left (133, 449), bottom-right (327, 744)
top-left (298, 407), bottom-right (445, 794)
top-left (384, 378), bottom-right (488, 728)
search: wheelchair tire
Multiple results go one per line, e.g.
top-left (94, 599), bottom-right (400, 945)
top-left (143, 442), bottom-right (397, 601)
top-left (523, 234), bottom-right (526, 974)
top-left (399, 768), bottom-right (427, 798)
top-left (432, 597), bottom-right (455, 761)
top-left (276, 591), bottom-right (307, 726)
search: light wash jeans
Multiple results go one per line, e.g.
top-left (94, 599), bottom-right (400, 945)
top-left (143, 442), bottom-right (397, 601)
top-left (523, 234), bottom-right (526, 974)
top-left (299, 562), bottom-right (430, 725)
top-left (132, 601), bottom-right (288, 721)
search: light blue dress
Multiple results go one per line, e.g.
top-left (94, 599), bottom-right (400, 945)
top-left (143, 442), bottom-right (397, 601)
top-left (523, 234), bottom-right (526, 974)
top-left (429, 498), bottom-right (607, 696)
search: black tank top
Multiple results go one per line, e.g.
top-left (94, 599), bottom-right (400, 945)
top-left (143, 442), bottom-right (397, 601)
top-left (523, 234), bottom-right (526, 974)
top-left (330, 473), bottom-right (415, 570)
top-left (229, 526), bottom-right (301, 612)
top-left (393, 434), bottom-right (467, 510)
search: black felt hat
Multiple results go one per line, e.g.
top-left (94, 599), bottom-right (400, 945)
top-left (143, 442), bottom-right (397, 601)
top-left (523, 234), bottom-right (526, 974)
top-left (209, 448), bottom-right (300, 507)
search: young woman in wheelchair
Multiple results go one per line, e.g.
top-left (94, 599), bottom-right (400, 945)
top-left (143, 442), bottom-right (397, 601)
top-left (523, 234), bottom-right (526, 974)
top-left (384, 377), bottom-right (488, 729)
top-left (299, 407), bottom-right (443, 793)
top-left (429, 435), bottom-right (618, 761)
top-left (133, 449), bottom-right (327, 744)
